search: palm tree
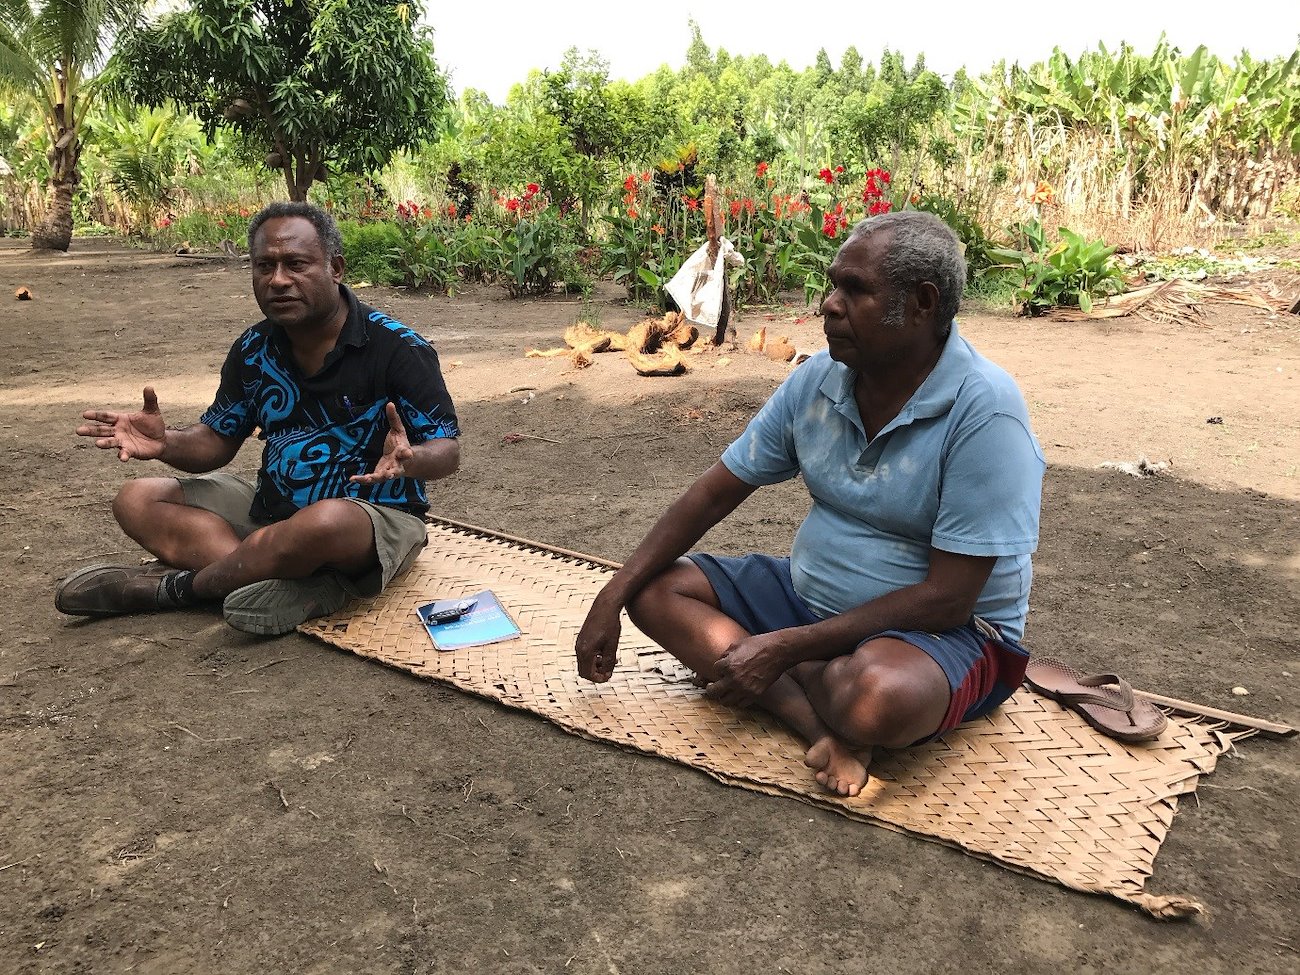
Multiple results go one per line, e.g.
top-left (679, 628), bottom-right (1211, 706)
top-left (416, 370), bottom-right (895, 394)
top-left (0, 0), bottom-right (138, 250)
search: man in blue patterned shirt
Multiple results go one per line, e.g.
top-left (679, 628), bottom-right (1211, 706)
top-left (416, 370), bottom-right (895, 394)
top-left (56, 202), bottom-right (460, 635)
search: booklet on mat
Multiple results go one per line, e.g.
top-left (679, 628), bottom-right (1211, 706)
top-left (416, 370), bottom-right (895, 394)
top-left (416, 589), bottom-right (521, 651)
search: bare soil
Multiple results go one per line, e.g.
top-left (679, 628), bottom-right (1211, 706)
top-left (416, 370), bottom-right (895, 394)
top-left (2, 238), bottom-right (1298, 974)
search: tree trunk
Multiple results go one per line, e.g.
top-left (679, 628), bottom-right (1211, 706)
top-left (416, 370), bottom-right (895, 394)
top-left (31, 85), bottom-right (80, 252)
top-left (30, 176), bottom-right (76, 250)
top-left (281, 149), bottom-right (319, 202)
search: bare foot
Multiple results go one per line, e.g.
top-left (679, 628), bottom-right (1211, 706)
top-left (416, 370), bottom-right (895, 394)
top-left (804, 736), bottom-right (870, 797)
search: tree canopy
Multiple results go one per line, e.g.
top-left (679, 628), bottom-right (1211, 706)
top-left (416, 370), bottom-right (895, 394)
top-left (109, 0), bottom-right (449, 200)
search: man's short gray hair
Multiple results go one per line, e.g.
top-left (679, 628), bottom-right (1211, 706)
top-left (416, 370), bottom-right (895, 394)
top-left (247, 201), bottom-right (344, 262)
top-left (846, 211), bottom-right (965, 335)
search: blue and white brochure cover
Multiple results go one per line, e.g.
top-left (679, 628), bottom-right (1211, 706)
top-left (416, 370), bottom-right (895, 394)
top-left (416, 589), bottom-right (521, 651)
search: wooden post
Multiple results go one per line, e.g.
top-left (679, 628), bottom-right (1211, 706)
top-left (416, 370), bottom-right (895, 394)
top-left (703, 174), bottom-right (732, 346)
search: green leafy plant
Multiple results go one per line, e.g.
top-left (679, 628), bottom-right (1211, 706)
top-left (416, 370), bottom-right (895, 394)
top-left (911, 194), bottom-right (997, 280)
top-left (338, 219), bottom-right (404, 285)
top-left (389, 216), bottom-right (455, 291)
top-left (497, 188), bottom-right (572, 297)
top-left (989, 220), bottom-right (1126, 315)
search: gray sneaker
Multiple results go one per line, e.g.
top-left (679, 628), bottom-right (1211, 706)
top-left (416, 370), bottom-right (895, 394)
top-left (222, 572), bottom-right (353, 636)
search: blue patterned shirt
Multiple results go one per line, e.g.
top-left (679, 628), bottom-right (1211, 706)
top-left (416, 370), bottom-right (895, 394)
top-left (200, 286), bottom-right (459, 520)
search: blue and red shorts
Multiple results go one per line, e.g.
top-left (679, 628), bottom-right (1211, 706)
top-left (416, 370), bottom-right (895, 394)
top-left (686, 553), bottom-right (1029, 737)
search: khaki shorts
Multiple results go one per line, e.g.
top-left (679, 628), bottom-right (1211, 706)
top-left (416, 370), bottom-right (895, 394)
top-left (177, 472), bottom-right (427, 597)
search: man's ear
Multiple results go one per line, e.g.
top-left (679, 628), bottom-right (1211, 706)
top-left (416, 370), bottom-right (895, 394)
top-left (911, 280), bottom-right (940, 324)
top-left (331, 253), bottom-right (345, 284)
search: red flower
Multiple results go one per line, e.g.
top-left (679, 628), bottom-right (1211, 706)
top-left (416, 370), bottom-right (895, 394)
top-left (505, 198), bottom-right (519, 212)
top-left (624, 174), bottom-right (637, 192)
top-left (238, 207), bottom-right (250, 218)
top-left (422, 206), bottom-right (434, 219)
top-left (627, 207), bottom-right (639, 220)
top-left (743, 197), bottom-right (756, 215)
top-left (446, 203), bottom-right (457, 218)
top-left (217, 218), bottom-right (227, 228)
top-left (819, 168), bottom-right (834, 184)
top-left (526, 182), bottom-right (540, 197)
top-left (641, 170), bottom-right (651, 183)
top-left (868, 200), bottom-right (893, 216)
top-left (684, 195), bottom-right (699, 211)
top-left (729, 199), bottom-right (742, 218)
top-left (756, 161), bottom-right (769, 178)
top-left (651, 223), bottom-right (665, 235)
top-left (835, 165), bottom-right (844, 174)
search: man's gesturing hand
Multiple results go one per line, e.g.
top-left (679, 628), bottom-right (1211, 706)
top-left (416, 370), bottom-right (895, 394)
top-left (77, 386), bottom-right (168, 462)
top-left (705, 631), bottom-right (791, 707)
top-left (575, 597), bottom-right (622, 683)
top-left (351, 402), bottom-right (414, 484)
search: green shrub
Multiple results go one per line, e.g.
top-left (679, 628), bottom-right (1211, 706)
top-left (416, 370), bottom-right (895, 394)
top-left (911, 195), bottom-right (996, 279)
top-left (500, 206), bottom-right (574, 297)
top-left (338, 219), bottom-right (404, 285)
top-left (388, 218), bottom-right (457, 292)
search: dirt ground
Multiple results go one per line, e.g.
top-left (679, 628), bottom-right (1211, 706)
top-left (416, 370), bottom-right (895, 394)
top-left (1, 238), bottom-right (1297, 974)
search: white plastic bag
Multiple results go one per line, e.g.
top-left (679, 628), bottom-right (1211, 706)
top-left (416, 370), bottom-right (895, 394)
top-left (665, 239), bottom-right (745, 329)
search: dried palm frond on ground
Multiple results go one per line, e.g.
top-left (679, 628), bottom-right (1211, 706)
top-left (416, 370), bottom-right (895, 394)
top-left (1052, 279), bottom-right (1288, 326)
top-left (1099, 456), bottom-right (1173, 477)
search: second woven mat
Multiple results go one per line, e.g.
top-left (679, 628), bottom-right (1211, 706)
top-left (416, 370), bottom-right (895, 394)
top-left (302, 522), bottom-right (1242, 918)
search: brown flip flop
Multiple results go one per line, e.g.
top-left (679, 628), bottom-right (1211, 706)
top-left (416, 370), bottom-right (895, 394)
top-left (1023, 657), bottom-right (1168, 743)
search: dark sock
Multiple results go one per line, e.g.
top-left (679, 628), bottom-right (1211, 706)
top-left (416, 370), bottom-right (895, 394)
top-left (158, 569), bottom-right (201, 608)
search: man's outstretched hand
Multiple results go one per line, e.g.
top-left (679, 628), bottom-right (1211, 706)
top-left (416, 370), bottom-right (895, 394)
top-left (351, 402), bottom-right (414, 484)
top-left (77, 386), bottom-right (167, 462)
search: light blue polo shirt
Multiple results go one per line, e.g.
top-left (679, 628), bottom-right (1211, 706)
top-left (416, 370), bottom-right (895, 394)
top-left (720, 323), bottom-right (1045, 641)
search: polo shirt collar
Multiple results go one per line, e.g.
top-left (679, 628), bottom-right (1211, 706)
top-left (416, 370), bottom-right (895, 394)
top-left (817, 320), bottom-right (972, 437)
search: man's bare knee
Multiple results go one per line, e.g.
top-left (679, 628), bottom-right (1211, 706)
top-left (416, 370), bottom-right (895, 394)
top-left (822, 652), bottom-right (946, 748)
top-left (252, 499), bottom-right (375, 574)
top-left (112, 477), bottom-right (183, 533)
top-left (627, 559), bottom-right (715, 629)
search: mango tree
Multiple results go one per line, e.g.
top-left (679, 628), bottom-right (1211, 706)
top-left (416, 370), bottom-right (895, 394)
top-left (109, 0), bottom-right (448, 202)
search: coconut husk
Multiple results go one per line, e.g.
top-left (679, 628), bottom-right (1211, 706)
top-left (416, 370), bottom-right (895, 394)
top-left (524, 347), bottom-right (572, 359)
top-left (748, 326), bottom-right (767, 352)
top-left (764, 337), bottom-right (797, 362)
top-left (626, 313), bottom-right (694, 376)
top-left (627, 344), bottom-right (689, 376)
top-left (15, 286), bottom-right (33, 300)
top-left (666, 314), bottom-right (698, 349)
top-left (570, 349), bottom-right (594, 369)
top-left (563, 323), bottom-right (612, 354)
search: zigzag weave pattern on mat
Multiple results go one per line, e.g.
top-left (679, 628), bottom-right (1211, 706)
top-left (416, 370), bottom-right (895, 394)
top-left (300, 519), bottom-right (1257, 919)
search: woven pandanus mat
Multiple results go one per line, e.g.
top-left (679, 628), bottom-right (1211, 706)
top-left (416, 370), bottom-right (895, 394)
top-left (301, 520), bottom-right (1254, 919)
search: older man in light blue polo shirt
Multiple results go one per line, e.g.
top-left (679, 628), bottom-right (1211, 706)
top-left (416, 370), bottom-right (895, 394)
top-left (575, 210), bottom-right (1045, 798)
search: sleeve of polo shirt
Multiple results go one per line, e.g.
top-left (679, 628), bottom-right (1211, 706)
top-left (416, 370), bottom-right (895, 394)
top-left (198, 332), bottom-right (258, 441)
top-left (387, 337), bottom-right (460, 442)
top-left (720, 371), bottom-right (801, 486)
top-left (931, 411), bottom-right (1045, 556)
